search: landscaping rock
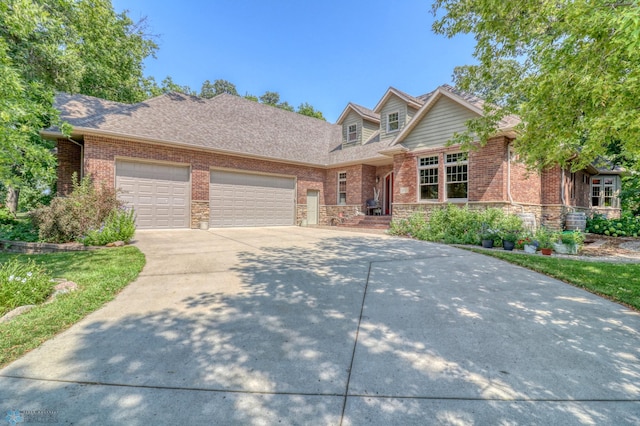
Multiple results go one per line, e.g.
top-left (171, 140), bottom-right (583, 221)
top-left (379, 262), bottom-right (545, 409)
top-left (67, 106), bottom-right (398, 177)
top-left (0, 305), bottom-right (36, 323)
top-left (46, 280), bottom-right (79, 302)
top-left (106, 241), bottom-right (125, 247)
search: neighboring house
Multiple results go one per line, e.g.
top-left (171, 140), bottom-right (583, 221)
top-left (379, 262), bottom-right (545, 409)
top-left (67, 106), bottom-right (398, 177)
top-left (42, 85), bottom-right (621, 230)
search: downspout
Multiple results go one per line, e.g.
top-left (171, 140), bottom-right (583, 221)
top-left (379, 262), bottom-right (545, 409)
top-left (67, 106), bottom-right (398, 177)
top-left (560, 167), bottom-right (566, 208)
top-left (506, 143), bottom-right (525, 213)
top-left (66, 137), bottom-right (84, 179)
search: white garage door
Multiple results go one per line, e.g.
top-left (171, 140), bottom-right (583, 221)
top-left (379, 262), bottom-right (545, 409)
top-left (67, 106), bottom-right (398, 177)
top-left (116, 160), bottom-right (190, 229)
top-left (210, 170), bottom-right (295, 227)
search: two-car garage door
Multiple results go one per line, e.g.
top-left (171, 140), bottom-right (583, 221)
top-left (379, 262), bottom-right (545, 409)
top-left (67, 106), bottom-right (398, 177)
top-left (116, 161), bottom-right (295, 229)
top-left (116, 160), bottom-right (190, 229)
top-left (210, 170), bottom-right (295, 227)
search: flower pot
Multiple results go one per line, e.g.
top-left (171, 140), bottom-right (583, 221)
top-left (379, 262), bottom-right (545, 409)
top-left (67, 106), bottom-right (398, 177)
top-left (503, 240), bottom-right (515, 251)
top-left (524, 244), bottom-right (537, 254)
top-left (481, 239), bottom-right (494, 248)
top-left (553, 242), bottom-right (568, 254)
top-left (541, 248), bottom-right (553, 256)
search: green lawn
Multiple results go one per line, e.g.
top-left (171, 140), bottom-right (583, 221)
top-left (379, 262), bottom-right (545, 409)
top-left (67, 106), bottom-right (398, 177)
top-left (467, 248), bottom-right (640, 311)
top-left (0, 247), bottom-right (145, 367)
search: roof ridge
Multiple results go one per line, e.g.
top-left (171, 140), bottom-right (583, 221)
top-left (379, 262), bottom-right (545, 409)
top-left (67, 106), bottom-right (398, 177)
top-left (389, 86), bottom-right (424, 106)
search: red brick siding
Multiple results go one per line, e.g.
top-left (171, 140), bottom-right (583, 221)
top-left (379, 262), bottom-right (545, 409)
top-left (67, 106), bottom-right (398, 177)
top-left (541, 166), bottom-right (562, 205)
top-left (393, 153), bottom-right (417, 204)
top-left (82, 135), bottom-right (326, 204)
top-left (56, 139), bottom-right (82, 195)
top-left (468, 137), bottom-right (507, 202)
top-left (361, 165), bottom-right (377, 205)
top-left (509, 159), bottom-right (542, 204)
top-left (326, 165), bottom-right (364, 206)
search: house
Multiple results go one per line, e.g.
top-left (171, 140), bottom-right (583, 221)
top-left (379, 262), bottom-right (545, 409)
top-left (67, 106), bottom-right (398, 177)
top-left (42, 85), bottom-right (621, 230)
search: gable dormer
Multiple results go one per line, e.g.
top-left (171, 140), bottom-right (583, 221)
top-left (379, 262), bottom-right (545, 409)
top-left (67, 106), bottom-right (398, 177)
top-left (373, 87), bottom-right (423, 142)
top-left (336, 103), bottom-right (380, 147)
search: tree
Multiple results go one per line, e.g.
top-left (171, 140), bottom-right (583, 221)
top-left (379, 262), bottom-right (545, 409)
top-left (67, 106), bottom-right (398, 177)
top-left (297, 102), bottom-right (326, 121)
top-left (244, 93), bottom-right (259, 102)
top-left (277, 101), bottom-right (295, 112)
top-left (153, 76), bottom-right (195, 96)
top-left (431, 0), bottom-right (640, 171)
top-left (199, 79), bottom-right (238, 98)
top-left (0, 0), bottom-right (157, 210)
top-left (0, 39), bottom-right (58, 214)
top-left (259, 91), bottom-right (281, 106)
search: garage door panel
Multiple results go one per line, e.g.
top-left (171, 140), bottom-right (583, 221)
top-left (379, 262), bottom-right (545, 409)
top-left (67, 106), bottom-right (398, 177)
top-left (210, 170), bottom-right (294, 227)
top-left (116, 160), bottom-right (190, 229)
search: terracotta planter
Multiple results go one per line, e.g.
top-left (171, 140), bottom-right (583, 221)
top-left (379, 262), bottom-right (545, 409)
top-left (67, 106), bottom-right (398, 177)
top-left (541, 248), bottom-right (553, 256)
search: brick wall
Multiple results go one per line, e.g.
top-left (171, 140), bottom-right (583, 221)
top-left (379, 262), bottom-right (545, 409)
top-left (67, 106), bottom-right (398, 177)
top-left (393, 152), bottom-right (417, 204)
top-left (541, 166), bottom-right (562, 205)
top-left (507, 153), bottom-right (542, 205)
top-left (56, 139), bottom-right (82, 195)
top-left (361, 165), bottom-right (377, 206)
top-left (82, 135), bottom-right (326, 228)
top-left (469, 137), bottom-right (507, 202)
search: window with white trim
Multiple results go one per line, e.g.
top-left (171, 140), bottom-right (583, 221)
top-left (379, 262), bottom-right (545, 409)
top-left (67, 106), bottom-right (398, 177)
top-left (387, 112), bottom-right (399, 132)
top-left (347, 124), bottom-right (357, 143)
top-left (338, 172), bottom-right (347, 204)
top-left (592, 177), bottom-right (616, 207)
top-left (445, 152), bottom-right (468, 200)
top-left (419, 156), bottom-right (439, 201)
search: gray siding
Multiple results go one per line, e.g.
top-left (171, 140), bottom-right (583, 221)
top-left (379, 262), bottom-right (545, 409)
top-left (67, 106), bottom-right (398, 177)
top-left (403, 95), bottom-right (480, 150)
top-left (407, 106), bottom-right (419, 123)
top-left (379, 95), bottom-right (408, 143)
top-left (362, 119), bottom-right (378, 143)
top-left (342, 111), bottom-right (362, 146)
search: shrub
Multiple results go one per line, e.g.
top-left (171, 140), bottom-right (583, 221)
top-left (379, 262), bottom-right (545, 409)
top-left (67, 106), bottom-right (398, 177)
top-left (82, 208), bottom-right (136, 246)
top-left (31, 175), bottom-right (125, 243)
top-left (389, 205), bottom-right (520, 246)
top-left (0, 208), bottom-right (40, 242)
top-left (586, 213), bottom-right (640, 237)
top-left (389, 211), bottom-right (429, 240)
top-left (0, 258), bottom-right (54, 316)
top-left (559, 230), bottom-right (585, 247)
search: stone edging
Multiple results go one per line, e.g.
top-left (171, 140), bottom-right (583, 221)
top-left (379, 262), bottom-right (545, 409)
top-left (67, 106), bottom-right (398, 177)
top-left (0, 239), bottom-right (97, 254)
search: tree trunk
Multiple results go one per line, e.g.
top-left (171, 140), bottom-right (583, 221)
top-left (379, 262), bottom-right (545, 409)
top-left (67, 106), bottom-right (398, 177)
top-left (6, 187), bottom-right (19, 216)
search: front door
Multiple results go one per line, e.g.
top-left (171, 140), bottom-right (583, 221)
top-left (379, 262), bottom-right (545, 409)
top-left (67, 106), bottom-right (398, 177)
top-left (307, 190), bottom-right (319, 225)
top-left (384, 173), bottom-right (394, 215)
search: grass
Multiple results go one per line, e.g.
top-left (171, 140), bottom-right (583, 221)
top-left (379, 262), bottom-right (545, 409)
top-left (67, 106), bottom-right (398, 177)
top-left (467, 248), bottom-right (640, 311)
top-left (0, 246), bottom-right (145, 367)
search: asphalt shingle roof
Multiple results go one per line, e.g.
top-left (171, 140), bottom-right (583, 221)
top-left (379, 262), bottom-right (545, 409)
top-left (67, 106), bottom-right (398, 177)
top-left (350, 103), bottom-right (380, 122)
top-left (52, 85), bottom-right (520, 167)
top-left (58, 92), bottom-right (343, 166)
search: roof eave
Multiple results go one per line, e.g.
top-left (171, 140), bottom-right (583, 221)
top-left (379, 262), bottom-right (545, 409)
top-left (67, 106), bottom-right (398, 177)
top-left (55, 126), bottom-right (332, 169)
top-left (377, 145), bottom-right (409, 157)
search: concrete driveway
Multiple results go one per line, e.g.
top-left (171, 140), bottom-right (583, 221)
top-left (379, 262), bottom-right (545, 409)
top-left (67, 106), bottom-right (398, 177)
top-left (1, 227), bottom-right (639, 425)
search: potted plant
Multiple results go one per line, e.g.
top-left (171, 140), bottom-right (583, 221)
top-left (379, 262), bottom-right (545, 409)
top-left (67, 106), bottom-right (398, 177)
top-left (535, 228), bottom-right (554, 255)
top-left (553, 230), bottom-right (584, 255)
top-left (479, 225), bottom-right (499, 248)
top-left (516, 235), bottom-right (538, 254)
top-left (501, 230), bottom-right (518, 251)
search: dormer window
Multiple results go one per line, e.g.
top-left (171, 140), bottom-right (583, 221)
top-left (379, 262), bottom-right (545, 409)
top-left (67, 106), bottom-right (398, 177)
top-left (387, 112), bottom-right (399, 132)
top-left (347, 124), bottom-right (357, 143)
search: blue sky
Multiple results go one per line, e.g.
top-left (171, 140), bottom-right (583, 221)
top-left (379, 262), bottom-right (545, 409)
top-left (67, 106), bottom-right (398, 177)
top-left (112, 0), bottom-right (477, 122)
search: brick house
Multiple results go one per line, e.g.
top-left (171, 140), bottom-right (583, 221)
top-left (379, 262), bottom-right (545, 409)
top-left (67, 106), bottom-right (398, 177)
top-left (43, 85), bottom-right (621, 230)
